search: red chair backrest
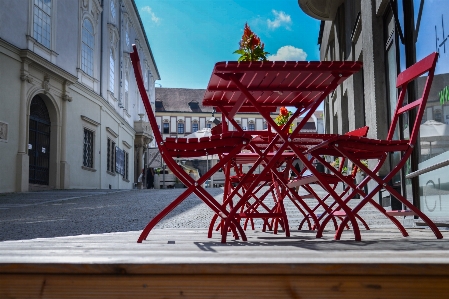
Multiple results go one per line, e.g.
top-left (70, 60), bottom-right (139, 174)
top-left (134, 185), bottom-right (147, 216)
top-left (130, 45), bottom-right (163, 147)
top-left (387, 52), bottom-right (438, 144)
top-left (344, 126), bottom-right (369, 137)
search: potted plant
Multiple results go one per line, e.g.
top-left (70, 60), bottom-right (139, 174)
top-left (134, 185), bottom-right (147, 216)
top-left (274, 106), bottom-right (294, 133)
top-left (233, 23), bottom-right (269, 62)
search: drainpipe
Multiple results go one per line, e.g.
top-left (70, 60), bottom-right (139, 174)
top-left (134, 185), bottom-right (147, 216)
top-left (118, 0), bottom-right (124, 109)
top-left (100, 0), bottom-right (104, 97)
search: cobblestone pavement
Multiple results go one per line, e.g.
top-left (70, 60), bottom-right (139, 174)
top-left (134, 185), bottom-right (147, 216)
top-left (0, 186), bottom-right (397, 241)
top-left (0, 189), bottom-right (216, 241)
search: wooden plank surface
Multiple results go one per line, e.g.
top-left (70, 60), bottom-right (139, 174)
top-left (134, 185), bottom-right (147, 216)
top-left (2, 273), bottom-right (449, 299)
top-left (1, 228), bottom-right (449, 298)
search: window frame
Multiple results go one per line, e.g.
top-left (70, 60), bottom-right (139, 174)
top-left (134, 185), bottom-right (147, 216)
top-left (83, 128), bottom-right (94, 169)
top-left (33, 0), bottom-right (52, 49)
top-left (109, 48), bottom-right (115, 94)
top-left (192, 122), bottom-right (199, 132)
top-left (110, 0), bottom-right (116, 22)
top-left (124, 151), bottom-right (129, 180)
top-left (124, 71), bottom-right (129, 111)
top-left (81, 18), bottom-right (94, 77)
top-left (163, 122), bottom-right (169, 134)
top-left (107, 137), bottom-right (116, 174)
top-left (177, 122), bottom-right (185, 134)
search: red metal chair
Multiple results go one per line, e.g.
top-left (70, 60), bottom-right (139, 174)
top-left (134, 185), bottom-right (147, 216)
top-left (289, 127), bottom-right (370, 231)
top-left (308, 52), bottom-right (443, 240)
top-left (130, 45), bottom-right (253, 243)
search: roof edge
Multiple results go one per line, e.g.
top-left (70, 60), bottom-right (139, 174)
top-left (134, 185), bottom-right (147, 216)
top-left (131, 0), bottom-right (161, 80)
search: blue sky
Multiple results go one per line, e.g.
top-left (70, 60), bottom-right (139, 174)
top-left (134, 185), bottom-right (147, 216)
top-left (134, 0), bottom-right (321, 89)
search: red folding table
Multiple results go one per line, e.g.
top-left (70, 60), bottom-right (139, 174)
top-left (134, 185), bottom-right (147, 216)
top-left (203, 60), bottom-right (363, 243)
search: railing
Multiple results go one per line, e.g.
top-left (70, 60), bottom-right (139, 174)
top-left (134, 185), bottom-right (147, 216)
top-left (405, 159), bottom-right (449, 179)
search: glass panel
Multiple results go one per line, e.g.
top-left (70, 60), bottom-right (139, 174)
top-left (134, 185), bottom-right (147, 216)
top-left (110, 0), bottom-right (116, 20)
top-left (109, 49), bottom-right (114, 92)
top-left (177, 123), bottom-right (184, 134)
top-left (411, 0), bottom-right (449, 220)
top-left (82, 19), bottom-right (94, 76)
top-left (83, 129), bottom-right (94, 168)
top-left (163, 123), bottom-right (169, 134)
top-left (33, 0), bottom-right (51, 48)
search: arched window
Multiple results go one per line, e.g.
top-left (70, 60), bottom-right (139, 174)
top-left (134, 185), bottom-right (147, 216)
top-left (81, 19), bottom-right (94, 76)
top-left (109, 48), bottom-right (115, 93)
top-left (33, 0), bottom-right (52, 48)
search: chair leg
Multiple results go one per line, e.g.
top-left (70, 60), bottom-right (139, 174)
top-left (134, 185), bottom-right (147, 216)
top-left (208, 213), bottom-right (219, 238)
top-left (387, 185), bottom-right (443, 239)
top-left (137, 189), bottom-right (191, 243)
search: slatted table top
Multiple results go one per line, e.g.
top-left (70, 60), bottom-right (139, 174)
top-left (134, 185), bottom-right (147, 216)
top-left (203, 60), bottom-right (362, 111)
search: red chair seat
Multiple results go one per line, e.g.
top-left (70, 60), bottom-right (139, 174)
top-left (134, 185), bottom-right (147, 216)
top-left (165, 132), bottom-right (252, 157)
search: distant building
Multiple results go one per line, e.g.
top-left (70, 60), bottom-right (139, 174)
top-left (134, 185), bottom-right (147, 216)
top-left (152, 87), bottom-right (323, 145)
top-left (0, 0), bottom-right (159, 192)
top-left (148, 87), bottom-right (322, 179)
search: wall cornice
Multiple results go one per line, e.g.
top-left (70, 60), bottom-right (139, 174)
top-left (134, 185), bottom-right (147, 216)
top-left (18, 49), bottom-right (78, 85)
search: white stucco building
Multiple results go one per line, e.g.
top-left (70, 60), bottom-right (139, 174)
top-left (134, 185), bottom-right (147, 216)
top-left (0, 0), bottom-right (159, 192)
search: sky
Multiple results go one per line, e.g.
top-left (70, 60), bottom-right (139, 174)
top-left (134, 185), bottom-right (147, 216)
top-left (134, 0), bottom-right (321, 89)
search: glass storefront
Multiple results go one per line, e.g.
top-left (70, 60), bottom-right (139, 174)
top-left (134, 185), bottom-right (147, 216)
top-left (399, 1), bottom-right (449, 220)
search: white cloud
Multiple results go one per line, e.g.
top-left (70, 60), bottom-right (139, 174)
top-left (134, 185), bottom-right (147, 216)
top-left (268, 46), bottom-right (307, 61)
top-left (141, 6), bottom-right (160, 24)
top-left (267, 10), bottom-right (292, 30)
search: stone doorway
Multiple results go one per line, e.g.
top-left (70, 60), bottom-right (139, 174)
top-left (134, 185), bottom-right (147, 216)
top-left (28, 95), bottom-right (51, 185)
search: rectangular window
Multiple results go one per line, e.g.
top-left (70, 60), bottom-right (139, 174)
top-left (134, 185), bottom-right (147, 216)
top-left (124, 73), bottom-right (129, 110)
top-left (115, 147), bottom-right (125, 176)
top-left (33, 0), bottom-right (52, 48)
top-left (192, 123), bottom-right (199, 132)
top-left (124, 151), bottom-right (129, 180)
top-left (107, 138), bottom-right (116, 173)
top-left (81, 19), bottom-right (94, 76)
top-left (248, 123), bottom-right (255, 131)
top-left (83, 128), bottom-right (94, 168)
top-left (109, 48), bottom-right (115, 93)
top-left (177, 123), bottom-right (184, 134)
top-left (163, 123), bottom-right (169, 134)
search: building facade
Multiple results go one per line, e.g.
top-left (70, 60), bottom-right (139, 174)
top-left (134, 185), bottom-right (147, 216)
top-left (298, 0), bottom-right (449, 221)
top-left (0, 0), bottom-right (159, 192)
top-left (146, 88), bottom-right (323, 184)
top-left (153, 88), bottom-right (323, 142)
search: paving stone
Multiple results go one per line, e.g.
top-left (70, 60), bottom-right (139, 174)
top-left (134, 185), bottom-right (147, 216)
top-left (0, 186), bottom-right (401, 241)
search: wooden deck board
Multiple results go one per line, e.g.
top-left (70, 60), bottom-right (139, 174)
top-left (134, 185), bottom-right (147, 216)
top-left (1, 228), bottom-right (449, 298)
